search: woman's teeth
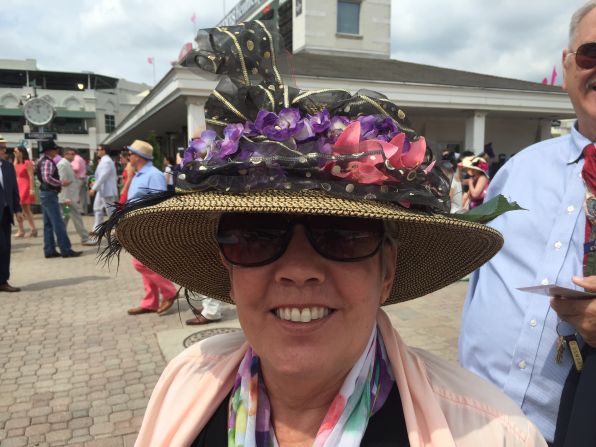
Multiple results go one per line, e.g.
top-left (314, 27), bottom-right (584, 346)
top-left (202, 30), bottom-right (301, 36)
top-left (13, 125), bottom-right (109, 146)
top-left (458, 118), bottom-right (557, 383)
top-left (275, 307), bottom-right (330, 322)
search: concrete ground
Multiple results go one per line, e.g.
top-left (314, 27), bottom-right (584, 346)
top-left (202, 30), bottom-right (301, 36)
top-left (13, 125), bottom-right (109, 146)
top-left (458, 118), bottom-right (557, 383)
top-left (0, 214), bottom-right (470, 446)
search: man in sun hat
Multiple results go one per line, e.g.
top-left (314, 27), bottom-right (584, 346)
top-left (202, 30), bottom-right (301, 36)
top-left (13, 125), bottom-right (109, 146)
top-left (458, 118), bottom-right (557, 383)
top-left (125, 140), bottom-right (179, 316)
top-left (460, 2), bottom-right (596, 445)
top-left (36, 139), bottom-right (82, 258)
top-left (98, 21), bottom-right (545, 446)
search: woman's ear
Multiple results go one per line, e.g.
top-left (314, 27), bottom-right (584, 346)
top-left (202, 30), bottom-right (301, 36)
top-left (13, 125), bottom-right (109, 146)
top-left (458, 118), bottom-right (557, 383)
top-left (219, 252), bottom-right (236, 302)
top-left (379, 242), bottom-right (398, 305)
top-left (219, 251), bottom-right (231, 271)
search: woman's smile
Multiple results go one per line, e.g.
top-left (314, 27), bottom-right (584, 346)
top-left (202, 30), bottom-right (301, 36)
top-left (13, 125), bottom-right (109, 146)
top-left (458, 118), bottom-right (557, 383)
top-left (272, 306), bottom-right (335, 323)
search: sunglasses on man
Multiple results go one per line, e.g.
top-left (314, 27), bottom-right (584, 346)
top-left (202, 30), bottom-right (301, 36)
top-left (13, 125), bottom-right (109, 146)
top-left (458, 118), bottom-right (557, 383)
top-left (217, 213), bottom-right (385, 267)
top-left (570, 41), bottom-right (596, 69)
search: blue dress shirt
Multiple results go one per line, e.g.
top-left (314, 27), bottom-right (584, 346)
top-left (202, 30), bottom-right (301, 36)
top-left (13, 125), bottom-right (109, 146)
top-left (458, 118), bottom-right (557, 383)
top-left (459, 125), bottom-right (592, 442)
top-left (128, 162), bottom-right (167, 200)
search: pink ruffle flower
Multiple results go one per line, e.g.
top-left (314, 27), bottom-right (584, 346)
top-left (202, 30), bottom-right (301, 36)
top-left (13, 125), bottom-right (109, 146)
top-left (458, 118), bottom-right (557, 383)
top-left (327, 121), bottom-right (427, 184)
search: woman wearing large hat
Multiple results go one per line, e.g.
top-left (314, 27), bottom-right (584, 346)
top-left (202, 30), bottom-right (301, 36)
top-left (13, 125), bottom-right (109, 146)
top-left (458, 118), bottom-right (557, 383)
top-left (100, 21), bottom-right (545, 447)
top-left (460, 155), bottom-right (490, 209)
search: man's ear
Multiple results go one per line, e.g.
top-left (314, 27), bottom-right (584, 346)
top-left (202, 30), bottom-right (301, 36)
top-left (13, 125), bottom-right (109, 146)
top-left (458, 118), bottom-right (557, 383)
top-left (379, 242), bottom-right (398, 306)
top-left (561, 49), bottom-right (570, 92)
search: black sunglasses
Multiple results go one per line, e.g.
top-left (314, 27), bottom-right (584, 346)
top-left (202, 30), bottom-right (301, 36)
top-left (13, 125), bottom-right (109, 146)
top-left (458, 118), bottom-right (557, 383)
top-left (217, 213), bottom-right (385, 267)
top-left (570, 42), bottom-right (596, 69)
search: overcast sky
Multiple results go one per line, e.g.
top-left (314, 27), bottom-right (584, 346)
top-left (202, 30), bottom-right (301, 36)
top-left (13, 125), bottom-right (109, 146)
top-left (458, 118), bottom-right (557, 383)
top-left (0, 0), bottom-right (588, 87)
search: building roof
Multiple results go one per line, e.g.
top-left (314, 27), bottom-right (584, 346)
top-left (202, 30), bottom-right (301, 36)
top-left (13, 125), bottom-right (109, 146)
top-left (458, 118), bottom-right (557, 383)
top-left (287, 53), bottom-right (562, 93)
top-left (0, 67), bottom-right (119, 90)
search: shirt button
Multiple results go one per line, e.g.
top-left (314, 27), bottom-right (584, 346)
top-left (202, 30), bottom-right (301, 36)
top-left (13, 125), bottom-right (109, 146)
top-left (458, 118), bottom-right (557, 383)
top-left (541, 278), bottom-right (550, 285)
top-left (518, 360), bottom-right (527, 369)
top-left (530, 319), bottom-right (537, 327)
top-left (554, 241), bottom-right (562, 250)
top-left (567, 205), bottom-right (575, 214)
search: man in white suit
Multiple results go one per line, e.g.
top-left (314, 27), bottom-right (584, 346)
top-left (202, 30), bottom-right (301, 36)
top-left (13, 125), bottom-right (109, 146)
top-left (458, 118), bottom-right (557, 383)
top-left (89, 145), bottom-right (118, 233)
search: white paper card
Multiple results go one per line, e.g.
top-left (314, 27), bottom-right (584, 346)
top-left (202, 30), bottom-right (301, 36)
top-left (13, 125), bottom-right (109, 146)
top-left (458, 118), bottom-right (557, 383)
top-left (517, 284), bottom-right (596, 300)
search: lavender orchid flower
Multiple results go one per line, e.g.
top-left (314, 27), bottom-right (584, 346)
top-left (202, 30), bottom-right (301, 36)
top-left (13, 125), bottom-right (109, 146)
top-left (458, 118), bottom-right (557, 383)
top-left (357, 115), bottom-right (379, 140)
top-left (327, 115), bottom-right (350, 143)
top-left (183, 130), bottom-right (217, 165)
top-left (376, 117), bottom-right (399, 141)
top-left (243, 121), bottom-right (260, 138)
top-left (309, 109), bottom-right (331, 134)
top-left (218, 124), bottom-right (244, 158)
top-left (254, 108), bottom-right (304, 141)
top-left (293, 118), bottom-right (315, 142)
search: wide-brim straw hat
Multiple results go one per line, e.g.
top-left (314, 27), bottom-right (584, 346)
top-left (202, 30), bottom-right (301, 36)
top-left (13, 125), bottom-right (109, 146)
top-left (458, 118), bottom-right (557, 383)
top-left (114, 190), bottom-right (502, 305)
top-left (103, 21), bottom-right (504, 306)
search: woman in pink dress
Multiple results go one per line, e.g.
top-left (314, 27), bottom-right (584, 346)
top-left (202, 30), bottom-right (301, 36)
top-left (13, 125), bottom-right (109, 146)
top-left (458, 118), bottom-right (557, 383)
top-left (461, 156), bottom-right (490, 210)
top-left (14, 146), bottom-right (38, 237)
top-left (118, 148), bottom-right (134, 203)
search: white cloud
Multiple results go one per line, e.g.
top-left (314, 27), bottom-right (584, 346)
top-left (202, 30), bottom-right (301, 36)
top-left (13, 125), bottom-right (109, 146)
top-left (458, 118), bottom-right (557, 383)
top-left (0, 0), bottom-right (223, 84)
top-left (0, 0), bottom-right (591, 85)
top-left (390, 0), bottom-right (586, 83)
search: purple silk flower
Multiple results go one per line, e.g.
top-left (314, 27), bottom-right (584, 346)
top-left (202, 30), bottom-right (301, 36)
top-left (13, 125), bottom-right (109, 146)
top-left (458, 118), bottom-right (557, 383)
top-left (183, 130), bottom-right (217, 165)
top-left (254, 108), bottom-right (304, 141)
top-left (375, 117), bottom-right (399, 141)
top-left (327, 115), bottom-right (350, 143)
top-left (309, 109), bottom-right (331, 133)
top-left (218, 123), bottom-right (244, 158)
top-left (357, 115), bottom-right (379, 140)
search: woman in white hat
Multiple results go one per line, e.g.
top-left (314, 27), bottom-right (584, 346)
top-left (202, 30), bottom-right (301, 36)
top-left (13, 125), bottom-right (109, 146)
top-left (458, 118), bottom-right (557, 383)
top-left (461, 156), bottom-right (490, 209)
top-left (99, 21), bottom-right (545, 447)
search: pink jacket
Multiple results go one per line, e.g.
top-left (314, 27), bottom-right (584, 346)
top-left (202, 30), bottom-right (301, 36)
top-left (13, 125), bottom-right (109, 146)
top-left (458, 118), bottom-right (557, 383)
top-left (136, 310), bottom-right (547, 446)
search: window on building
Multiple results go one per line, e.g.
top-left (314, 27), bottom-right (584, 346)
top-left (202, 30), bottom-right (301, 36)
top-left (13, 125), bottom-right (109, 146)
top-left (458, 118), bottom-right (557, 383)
top-left (105, 114), bottom-right (116, 133)
top-left (337, 0), bottom-right (360, 35)
top-left (48, 118), bottom-right (87, 135)
top-left (0, 116), bottom-right (26, 132)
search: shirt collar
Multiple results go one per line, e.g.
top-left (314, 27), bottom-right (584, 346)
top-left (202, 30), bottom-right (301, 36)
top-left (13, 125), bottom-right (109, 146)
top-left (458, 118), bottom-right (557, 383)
top-left (136, 161), bottom-right (153, 175)
top-left (568, 122), bottom-right (594, 163)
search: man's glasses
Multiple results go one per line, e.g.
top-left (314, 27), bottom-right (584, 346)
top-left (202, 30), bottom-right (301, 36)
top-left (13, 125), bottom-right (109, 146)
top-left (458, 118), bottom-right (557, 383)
top-left (217, 213), bottom-right (385, 267)
top-left (570, 42), bottom-right (596, 70)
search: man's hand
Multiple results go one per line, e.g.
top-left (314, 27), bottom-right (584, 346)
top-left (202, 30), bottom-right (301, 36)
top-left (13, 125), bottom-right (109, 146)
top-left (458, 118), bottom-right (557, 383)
top-left (550, 275), bottom-right (596, 347)
top-left (61, 180), bottom-right (72, 187)
top-left (89, 189), bottom-right (96, 197)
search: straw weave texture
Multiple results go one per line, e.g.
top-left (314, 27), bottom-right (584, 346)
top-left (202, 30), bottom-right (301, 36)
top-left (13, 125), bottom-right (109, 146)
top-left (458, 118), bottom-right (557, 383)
top-left (116, 190), bottom-right (502, 305)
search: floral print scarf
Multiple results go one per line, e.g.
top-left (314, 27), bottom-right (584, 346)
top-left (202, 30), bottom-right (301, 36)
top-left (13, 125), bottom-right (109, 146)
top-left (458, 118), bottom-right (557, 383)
top-left (227, 326), bottom-right (394, 446)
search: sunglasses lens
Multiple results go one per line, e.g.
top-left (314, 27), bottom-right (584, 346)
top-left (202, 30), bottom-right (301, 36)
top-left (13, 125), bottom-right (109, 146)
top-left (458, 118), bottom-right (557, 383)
top-left (307, 216), bottom-right (384, 261)
top-left (217, 214), bottom-right (385, 266)
top-left (576, 43), bottom-right (596, 69)
top-left (217, 213), bottom-right (290, 266)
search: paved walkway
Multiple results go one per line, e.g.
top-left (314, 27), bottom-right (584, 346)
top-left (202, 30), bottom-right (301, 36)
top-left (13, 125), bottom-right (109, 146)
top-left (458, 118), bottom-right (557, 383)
top-left (0, 215), bottom-right (470, 446)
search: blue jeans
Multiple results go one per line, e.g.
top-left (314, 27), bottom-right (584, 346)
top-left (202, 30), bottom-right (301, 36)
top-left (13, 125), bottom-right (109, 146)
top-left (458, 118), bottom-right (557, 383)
top-left (39, 190), bottom-right (72, 256)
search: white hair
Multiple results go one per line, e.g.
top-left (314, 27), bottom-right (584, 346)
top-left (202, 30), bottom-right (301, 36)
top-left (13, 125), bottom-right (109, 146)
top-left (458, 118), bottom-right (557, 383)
top-left (569, 0), bottom-right (596, 48)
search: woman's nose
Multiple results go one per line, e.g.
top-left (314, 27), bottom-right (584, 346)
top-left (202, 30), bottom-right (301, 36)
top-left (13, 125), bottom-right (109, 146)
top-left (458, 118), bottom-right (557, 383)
top-left (273, 225), bottom-right (326, 286)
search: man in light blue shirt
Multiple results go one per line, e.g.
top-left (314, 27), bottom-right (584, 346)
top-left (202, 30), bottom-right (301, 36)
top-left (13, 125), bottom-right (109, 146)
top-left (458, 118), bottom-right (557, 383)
top-left (460, 2), bottom-right (596, 443)
top-left (127, 143), bottom-right (167, 200)
top-left (125, 140), bottom-right (179, 316)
